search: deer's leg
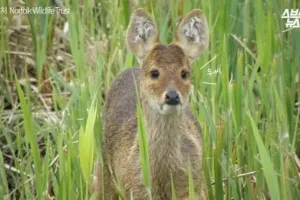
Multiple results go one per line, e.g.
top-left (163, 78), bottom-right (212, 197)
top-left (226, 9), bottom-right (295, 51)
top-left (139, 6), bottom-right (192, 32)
top-left (91, 160), bottom-right (118, 200)
top-left (179, 194), bottom-right (199, 200)
top-left (179, 191), bottom-right (207, 200)
top-left (126, 186), bottom-right (149, 200)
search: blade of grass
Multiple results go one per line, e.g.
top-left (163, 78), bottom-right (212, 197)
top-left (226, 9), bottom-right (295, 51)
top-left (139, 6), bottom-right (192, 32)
top-left (247, 111), bottom-right (280, 200)
top-left (79, 98), bottom-right (97, 184)
top-left (15, 74), bottom-right (43, 199)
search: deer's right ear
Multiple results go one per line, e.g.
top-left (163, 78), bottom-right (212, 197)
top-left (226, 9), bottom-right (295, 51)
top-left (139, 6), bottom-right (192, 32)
top-left (126, 9), bottom-right (159, 64)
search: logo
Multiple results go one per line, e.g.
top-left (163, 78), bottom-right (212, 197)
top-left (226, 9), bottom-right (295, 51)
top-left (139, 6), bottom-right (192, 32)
top-left (282, 9), bottom-right (300, 28)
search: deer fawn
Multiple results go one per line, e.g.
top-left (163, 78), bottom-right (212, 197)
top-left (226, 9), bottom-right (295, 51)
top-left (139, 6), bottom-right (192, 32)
top-left (93, 8), bottom-right (209, 200)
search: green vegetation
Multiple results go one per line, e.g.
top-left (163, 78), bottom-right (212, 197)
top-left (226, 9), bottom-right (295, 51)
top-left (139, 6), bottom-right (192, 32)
top-left (0, 0), bottom-right (299, 199)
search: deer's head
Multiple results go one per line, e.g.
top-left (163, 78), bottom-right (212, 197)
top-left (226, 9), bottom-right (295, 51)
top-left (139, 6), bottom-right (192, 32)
top-left (127, 8), bottom-right (209, 115)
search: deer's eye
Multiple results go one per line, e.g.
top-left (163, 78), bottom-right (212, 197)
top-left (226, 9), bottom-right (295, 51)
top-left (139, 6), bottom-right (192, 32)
top-left (181, 70), bottom-right (190, 80)
top-left (150, 70), bottom-right (160, 79)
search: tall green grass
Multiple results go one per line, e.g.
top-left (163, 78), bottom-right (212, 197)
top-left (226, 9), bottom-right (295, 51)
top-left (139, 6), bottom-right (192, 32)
top-left (0, 0), bottom-right (299, 199)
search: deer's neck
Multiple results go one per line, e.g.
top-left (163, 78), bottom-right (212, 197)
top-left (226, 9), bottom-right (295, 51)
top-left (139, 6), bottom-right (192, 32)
top-left (140, 104), bottom-right (190, 196)
top-left (142, 104), bottom-right (186, 165)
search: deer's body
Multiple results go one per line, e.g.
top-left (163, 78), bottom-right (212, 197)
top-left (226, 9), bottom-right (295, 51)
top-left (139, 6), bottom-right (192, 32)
top-left (93, 8), bottom-right (209, 200)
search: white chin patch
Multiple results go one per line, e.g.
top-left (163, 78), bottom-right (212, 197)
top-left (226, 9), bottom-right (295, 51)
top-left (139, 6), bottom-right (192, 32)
top-left (148, 99), bottom-right (182, 115)
top-left (160, 104), bottom-right (182, 115)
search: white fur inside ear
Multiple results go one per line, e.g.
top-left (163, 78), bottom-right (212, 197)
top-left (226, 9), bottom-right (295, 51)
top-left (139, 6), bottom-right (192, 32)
top-left (133, 16), bottom-right (155, 43)
top-left (182, 16), bottom-right (206, 46)
top-left (126, 10), bottom-right (159, 63)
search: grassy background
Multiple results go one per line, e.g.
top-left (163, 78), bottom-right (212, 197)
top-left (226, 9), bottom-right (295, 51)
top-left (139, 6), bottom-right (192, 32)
top-left (0, 0), bottom-right (300, 199)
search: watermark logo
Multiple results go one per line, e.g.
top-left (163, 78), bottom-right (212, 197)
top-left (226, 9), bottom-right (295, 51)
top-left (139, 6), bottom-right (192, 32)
top-left (0, 7), bottom-right (7, 14)
top-left (208, 68), bottom-right (221, 76)
top-left (281, 9), bottom-right (300, 28)
top-left (0, 6), bottom-right (69, 15)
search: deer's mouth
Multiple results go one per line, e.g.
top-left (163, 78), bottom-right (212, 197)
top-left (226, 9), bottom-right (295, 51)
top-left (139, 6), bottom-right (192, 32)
top-left (159, 103), bottom-right (182, 115)
top-left (148, 98), bottom-right (182, 115)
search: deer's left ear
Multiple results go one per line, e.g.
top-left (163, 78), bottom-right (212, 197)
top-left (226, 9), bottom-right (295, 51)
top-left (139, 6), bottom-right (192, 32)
top-left (174, 9), bottom-right (209, 63)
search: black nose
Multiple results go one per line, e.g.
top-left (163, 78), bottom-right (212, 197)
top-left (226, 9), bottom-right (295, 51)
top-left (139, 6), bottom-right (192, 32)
top-left (165, 89), bottom-right (180, 105)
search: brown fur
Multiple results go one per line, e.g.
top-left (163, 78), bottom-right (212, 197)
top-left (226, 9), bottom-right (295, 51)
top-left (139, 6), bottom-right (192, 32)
top-left (93, 8), bottom-right (209, 200)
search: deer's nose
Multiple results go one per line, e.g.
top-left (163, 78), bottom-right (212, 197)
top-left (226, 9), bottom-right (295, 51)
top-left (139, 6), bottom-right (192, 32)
top-left (165, 89), bottom-right (180, 105)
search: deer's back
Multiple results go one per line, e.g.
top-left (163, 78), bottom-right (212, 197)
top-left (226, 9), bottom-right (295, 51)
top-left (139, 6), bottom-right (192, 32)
top-left (102, 68), bottom-right (140, 167)
top-left (103, 68), bottom-right (140, 129)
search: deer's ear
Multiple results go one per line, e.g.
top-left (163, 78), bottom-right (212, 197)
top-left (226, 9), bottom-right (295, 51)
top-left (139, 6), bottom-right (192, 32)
top-left (174, 9), bottom-right (209, 63)
top-left (126, 9), bottom-right (159, 64)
